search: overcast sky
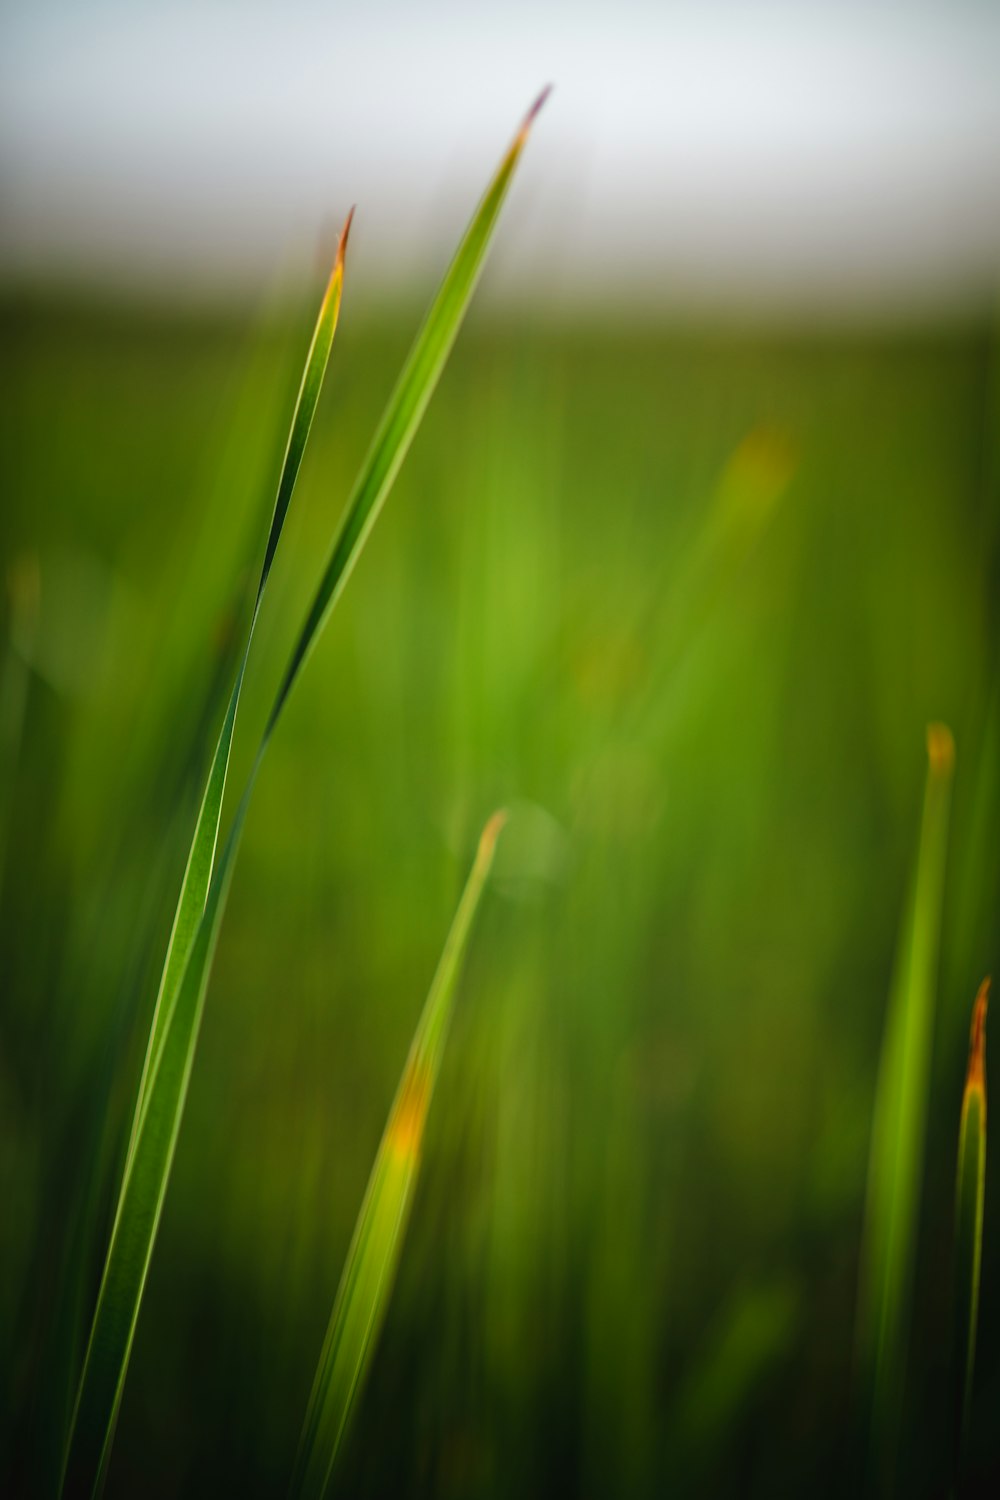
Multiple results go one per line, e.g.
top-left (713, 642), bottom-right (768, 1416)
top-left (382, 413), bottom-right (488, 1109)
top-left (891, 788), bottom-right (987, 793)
top-left (2, 1), bottom-right (1000, 313)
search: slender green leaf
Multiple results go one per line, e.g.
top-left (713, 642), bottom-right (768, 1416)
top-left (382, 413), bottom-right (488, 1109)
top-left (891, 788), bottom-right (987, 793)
top-left (291, 811), bottom-right (507, 1500)
top-left (125, 211), bottom-right (354, 1173)
top-left (952, 976), bottom-right (989, 1484)
top-left (62, 212), bottom-right (353, 1497)
top-left (856, 722), bottom-right (955, 1492)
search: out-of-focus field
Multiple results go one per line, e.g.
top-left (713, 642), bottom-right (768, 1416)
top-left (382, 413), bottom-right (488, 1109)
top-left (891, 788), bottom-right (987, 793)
top-left (1, 295), bottom-right (998, 1497)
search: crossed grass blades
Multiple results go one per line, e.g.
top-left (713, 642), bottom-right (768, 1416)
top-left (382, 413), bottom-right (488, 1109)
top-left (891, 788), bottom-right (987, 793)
top-left (61, 92), bottom-right (549, 1499)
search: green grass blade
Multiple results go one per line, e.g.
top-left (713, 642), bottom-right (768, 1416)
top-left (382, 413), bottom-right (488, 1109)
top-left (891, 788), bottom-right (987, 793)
top-left (291, 811), bottom-right (506, 1500)
top-left (125, 213), bottom-right (354, 1172)
top-left (952, 977), bottom-right (989, 1482)
top-left (62, 217), bottom-right (352, 1498)
top-left (263, 88), bottom-right (551, 741)
top-left (60, 792), bottom-right (251, 1497)
top-left (856, 723), bottom-right (955, 1491)
top-left (64, 92), bottom-right (547, 1497)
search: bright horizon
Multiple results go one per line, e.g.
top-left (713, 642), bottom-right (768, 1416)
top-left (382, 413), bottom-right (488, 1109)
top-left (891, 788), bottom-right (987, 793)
top-left (2, 0), bottom-right (1000, 314)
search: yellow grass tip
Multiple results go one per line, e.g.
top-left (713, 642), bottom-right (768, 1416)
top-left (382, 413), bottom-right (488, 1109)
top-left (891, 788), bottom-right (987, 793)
top-left (734, 425), bottom-right (796, 489)
top-left (478, 808), bottom-right (508, 864)
top-left (966, 977), bottom-right (990, 1095)
top-left (926, 721), bottom-right (955, 778)
top-left (718, 424), bottom-right (797, 530)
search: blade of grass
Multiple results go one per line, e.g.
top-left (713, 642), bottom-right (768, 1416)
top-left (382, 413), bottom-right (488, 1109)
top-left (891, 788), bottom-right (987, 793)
top-left (62, 793), bottom-right (253, 1499)
top-left (291, 811), bottom-right (507, 1500)
top-left (63, 93), bottom-right (547, 1499)
top-left (855, 722), bottom-right (955, 1493)
top-left (62, 211), bottom-right (353, 1499)
top-left (125, 210), bottom-right (354, 1175)
top-left (952, 977), bottom-right (989, 1484)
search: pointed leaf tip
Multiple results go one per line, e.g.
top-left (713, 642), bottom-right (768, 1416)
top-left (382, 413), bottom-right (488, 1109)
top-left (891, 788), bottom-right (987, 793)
top-left (478, 808), bottom-right (508, 863)
top-left (338, 205), bottom-right (355, 265)
top-left (967, 978), bottom-right (990, 1093)
top-left (527, 84), bottom-right (553, 125)
top-left (926, 721), bottom-right (955, 777)
top-left (515, 85), bottom-right (552, 147)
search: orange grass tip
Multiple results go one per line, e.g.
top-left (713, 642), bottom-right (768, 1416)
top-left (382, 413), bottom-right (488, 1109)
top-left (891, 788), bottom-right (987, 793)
top-left (477, 808), bottom-right (508, 865)
top-left (966, 978), bottom-right (990, 1095)
top-left (337, 205), bottom-right (355, 262)
top-left (926, 721), bottom-right (955, 778)
top-left (318, 207), bottom-right (355, 284)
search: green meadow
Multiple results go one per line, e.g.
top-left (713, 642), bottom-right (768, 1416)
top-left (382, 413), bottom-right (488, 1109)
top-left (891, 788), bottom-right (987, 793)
top-left (2, 280), bottom-right (998, 1495)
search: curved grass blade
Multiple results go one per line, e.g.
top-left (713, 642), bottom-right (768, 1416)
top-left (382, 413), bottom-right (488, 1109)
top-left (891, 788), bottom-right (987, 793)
top-left (855, 723), bottom-right (955, 1492)
top-left (62, 213), bottom-right (353, 1498)
top-left (952, 977), bottom-right (989, 1484)
top-left (125, 210), bottom-right (354, 1174)
top-left (64, 93), bottom-right (548, 1499)
top-left (291, 812), bottom-right (507, 1500)
top-left (263, 86), bottom-right (551, 739)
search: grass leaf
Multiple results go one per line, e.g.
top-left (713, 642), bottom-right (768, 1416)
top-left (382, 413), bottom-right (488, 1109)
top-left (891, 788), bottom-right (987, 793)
top-left (61, 214), bottom-right (352, 1498)
top-left (952, 976), bottom-right (989, 1482)
top-left (855, 723), bottom-right (955, 1490)
top-left (291, 811), bottom-right (507, 1500)
top-left (63, 91), bottom-right (547, 1498)
top-left (125, 211), bottom-right (354, 1174)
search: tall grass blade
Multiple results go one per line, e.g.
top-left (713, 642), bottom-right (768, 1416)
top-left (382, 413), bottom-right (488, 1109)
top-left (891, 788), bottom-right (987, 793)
top-left (856, 723), bottom-right (955, 1492)
top-left (62, 213), bottom-right (353, 1499)
top-left (952, 977), bottom-right (989, 1483)
top-left (125, 211), bottom-right (354, 1172)
top-left (291, 811), bottom-right (506, 1500)
top-left (64, 93), bottom-right (547, 1498)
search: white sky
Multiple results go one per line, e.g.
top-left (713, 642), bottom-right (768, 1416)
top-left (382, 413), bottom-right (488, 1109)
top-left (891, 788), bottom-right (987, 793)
top-left (2, 0), bottom-right (1000, 313)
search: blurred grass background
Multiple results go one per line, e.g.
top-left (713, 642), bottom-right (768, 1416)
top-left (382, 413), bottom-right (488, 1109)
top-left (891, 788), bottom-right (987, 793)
top-left (1, 290), bottom-right (999, 1496)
